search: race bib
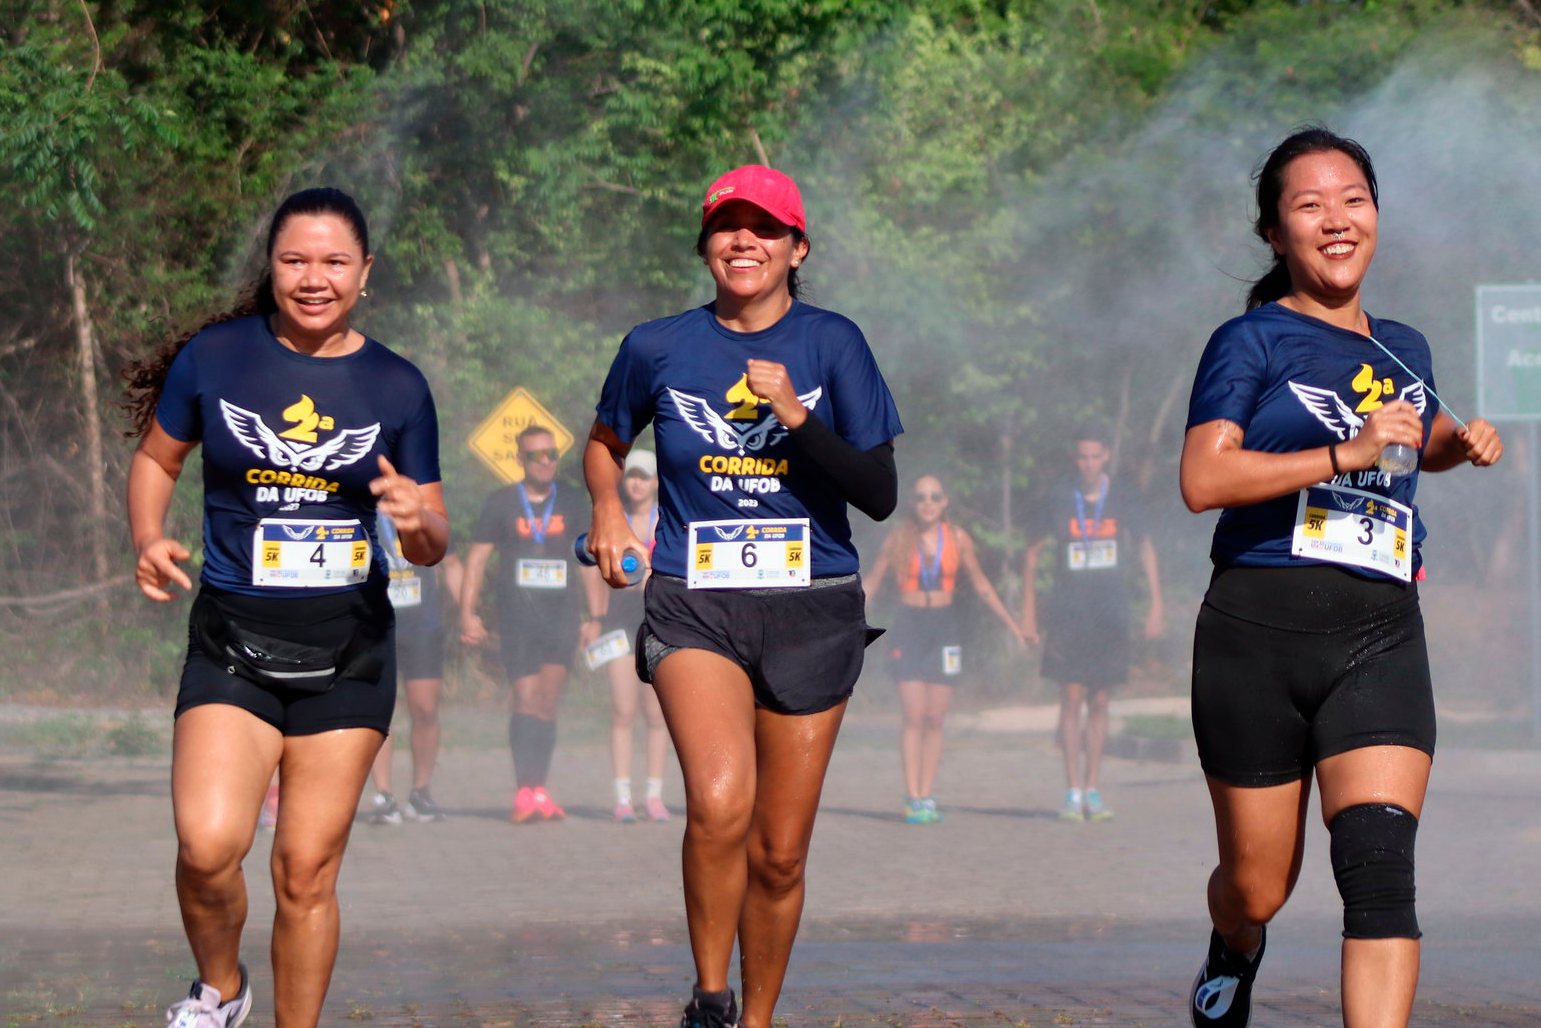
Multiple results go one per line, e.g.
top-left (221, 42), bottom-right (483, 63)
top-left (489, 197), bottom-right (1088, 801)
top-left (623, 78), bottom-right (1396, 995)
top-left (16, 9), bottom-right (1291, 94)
top-left (942, 645), bottom-right (962, 677)
top-left (583, 628), bottom-right (633, 670)
top-left (517, 558), bottom-right (568, 589)
top-left (252, 519), bottom-right (371, 588)
top-left (1291, 483), bottom-right (1412, 583)
top-left (688, 519), bottom-right (810, 589)
top-left (387, 571), bottom-right (423, 608)
top-left (1067, 539), bottom-right (1118, 570)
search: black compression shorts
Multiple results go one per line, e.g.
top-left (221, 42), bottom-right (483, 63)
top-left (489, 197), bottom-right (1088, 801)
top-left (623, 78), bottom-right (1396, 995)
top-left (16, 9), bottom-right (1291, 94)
top-left (1191, 565), bottom-right (1435, 787)
top-left (637, 572), bottom-right (876, 716)
top-left (176, 586), bottom-right (397, 736)
top-left (887, 603), bottom-right (963, 684)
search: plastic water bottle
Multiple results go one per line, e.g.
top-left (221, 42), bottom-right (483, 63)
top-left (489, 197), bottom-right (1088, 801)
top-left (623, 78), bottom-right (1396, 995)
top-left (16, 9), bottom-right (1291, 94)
top-left (574, 533), bottom-right (645, 586)
top-left (1377, 443), bottom-right (1418, 476)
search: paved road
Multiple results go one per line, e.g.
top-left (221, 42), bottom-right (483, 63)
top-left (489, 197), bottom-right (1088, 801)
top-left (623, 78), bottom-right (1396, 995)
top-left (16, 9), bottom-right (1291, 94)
top-left (3, 705), bottom-right (1540, 1026)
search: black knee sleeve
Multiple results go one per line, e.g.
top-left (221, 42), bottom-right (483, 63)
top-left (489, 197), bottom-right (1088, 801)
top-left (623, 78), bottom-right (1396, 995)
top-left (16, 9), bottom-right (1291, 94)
top-left (1328, 802), bottom-right (1421, 940)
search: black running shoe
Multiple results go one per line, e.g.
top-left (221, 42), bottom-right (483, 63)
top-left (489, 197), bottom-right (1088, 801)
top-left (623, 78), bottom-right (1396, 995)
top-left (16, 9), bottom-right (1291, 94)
top-left (1190, 926), bottom-right (1265, 1027)
top-left (681, 986), bottom-right (738, 1028)
top-left (404, 788), bottom-right (447, 822)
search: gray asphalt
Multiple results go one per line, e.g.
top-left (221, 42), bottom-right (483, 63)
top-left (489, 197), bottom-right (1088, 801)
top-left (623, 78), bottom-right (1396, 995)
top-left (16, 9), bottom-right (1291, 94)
top-left (3, 706), bottom-right (1540, 1026)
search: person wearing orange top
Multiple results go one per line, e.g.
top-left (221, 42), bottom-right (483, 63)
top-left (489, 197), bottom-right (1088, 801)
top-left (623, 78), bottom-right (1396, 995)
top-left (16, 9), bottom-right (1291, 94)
top-left (866, 474), bottom-right (1023, 822)
top-left (1022, 423), bottom-right (1164, 822)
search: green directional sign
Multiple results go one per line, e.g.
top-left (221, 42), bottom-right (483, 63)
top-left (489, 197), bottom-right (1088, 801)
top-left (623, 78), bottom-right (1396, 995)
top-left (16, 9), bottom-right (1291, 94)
top-left (1477, 284), bottom-right (1541, 421)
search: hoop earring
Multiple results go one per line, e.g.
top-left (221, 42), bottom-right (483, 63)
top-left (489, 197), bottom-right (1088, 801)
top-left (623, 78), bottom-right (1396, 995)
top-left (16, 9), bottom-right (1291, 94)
top-left (360, 289), bottom-right (369, 297)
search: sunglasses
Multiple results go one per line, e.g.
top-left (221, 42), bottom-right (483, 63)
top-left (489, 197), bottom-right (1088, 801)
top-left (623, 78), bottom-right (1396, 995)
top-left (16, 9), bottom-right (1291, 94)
top-left (914, 492), bottom-right (945, 502)
top-left (521, 448), bottom-right (559, 463)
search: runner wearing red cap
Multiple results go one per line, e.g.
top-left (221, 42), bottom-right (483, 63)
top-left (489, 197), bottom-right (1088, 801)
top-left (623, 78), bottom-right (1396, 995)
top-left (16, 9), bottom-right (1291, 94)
top-left (584, 164), bottom-right (903, 1028)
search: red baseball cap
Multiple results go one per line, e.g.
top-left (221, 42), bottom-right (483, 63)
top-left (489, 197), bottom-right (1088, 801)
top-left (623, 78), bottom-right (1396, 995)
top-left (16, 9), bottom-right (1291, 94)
top-left (701, 165), bottom-right (806, 233)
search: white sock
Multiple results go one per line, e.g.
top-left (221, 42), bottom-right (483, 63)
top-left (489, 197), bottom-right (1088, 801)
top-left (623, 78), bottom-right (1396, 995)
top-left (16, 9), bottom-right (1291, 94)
top-left (615, 777), bottom-right (632, 805)
top-left (646, 777), bottom-right (664, 801)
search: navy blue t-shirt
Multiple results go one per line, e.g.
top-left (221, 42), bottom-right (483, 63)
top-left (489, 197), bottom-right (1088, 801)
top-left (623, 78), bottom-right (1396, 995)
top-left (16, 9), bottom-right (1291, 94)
top-left (1185, 303), bottom-right (1438, 576)
top-left (155, 315), bottom-right (441, 596)
top-left (1034, 477), bottom-right (1148, 620)
top-left (595, 301), bottom-right (903, 578)
top-left (379, 514), bottom-right (450, 634)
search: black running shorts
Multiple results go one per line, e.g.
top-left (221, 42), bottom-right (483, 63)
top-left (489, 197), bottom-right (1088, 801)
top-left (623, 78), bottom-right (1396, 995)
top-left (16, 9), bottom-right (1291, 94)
top-left (637, 572), bottom-right (876, 716)
top-left (1191, 565), bottom-right (1435, 787)
top-left (395, 624), bottom-right (445, 681)
top-left (175, 586), bottom-right (397, 737)
top-left (887, 604), bottom-right (963, 684)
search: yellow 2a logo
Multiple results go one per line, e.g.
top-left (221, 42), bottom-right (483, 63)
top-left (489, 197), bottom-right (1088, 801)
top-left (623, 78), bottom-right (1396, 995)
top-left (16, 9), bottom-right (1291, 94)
top-left (277, 395), bottom-right (336, 442)
top-left (1351, 364), bottom-right (1395, 414)
top-left (724, 374), bottom-right (771, 420)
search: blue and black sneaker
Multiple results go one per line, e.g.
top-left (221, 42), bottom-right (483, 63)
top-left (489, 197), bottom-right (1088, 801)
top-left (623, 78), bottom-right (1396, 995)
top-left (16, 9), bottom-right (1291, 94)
top-left (1190, 926), bottom-right (1265, 1027)
top-left (681, 986), bottom-right (738, 1028)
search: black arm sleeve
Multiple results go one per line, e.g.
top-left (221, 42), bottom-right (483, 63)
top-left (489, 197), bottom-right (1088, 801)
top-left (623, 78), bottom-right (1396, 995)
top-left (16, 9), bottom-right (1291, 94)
top-left (787, 412), bottom-right (897, 521)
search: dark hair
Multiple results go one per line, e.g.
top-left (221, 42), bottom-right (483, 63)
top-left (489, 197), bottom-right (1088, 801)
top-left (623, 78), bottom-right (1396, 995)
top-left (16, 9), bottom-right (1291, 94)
top-left (123, 187), bottom-right (370, 436)
top-left (1071, 419), bottom-right (1112, 447)
top-left (1246, 127), bottom-right (1378, 311)
top-left (516, 424), bottom-right (554, 448)
top-left (694, 223), bottom-right (810, 300)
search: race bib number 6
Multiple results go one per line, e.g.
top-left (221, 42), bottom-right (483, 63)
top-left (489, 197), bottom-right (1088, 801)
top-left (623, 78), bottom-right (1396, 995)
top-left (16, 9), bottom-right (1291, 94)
top-left (1291, 483), bottom-right (1412, 583)
top-left (687, 519), bottom-right (810, 589)
top-left (252, 518), bottom-right (371, 588)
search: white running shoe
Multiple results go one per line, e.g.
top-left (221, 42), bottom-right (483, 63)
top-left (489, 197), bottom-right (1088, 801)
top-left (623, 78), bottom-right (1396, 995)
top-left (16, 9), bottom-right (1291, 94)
top-left (166, 964), bottom-right (251, 1028)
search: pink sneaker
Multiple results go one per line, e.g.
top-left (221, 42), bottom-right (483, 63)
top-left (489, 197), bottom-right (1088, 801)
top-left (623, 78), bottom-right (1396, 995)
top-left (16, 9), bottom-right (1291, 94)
top-left (613, 801), bottom-right (638, 823)
top-left (512, 786), bottom-right (538, 824)
top-left (532, 787), bottom-right (565, 820)
top-left (645, 796), bottom-right (671, 822)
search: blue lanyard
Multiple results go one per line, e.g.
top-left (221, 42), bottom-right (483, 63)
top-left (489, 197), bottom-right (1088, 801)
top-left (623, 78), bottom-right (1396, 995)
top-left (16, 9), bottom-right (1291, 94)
top-left (519, 482), bottom-right (557, 545)
top-left (916, 524), bottom-right (945, 591)
top-left (1074, 477), bottom-right (1108, 546)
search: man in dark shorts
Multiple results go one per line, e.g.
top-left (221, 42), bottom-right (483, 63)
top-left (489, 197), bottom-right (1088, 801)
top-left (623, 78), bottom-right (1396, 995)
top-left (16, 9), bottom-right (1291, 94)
top-left (461, 425), bottom-right (583, 822)
top-left (1021, 424), bottom-right (1164, 821)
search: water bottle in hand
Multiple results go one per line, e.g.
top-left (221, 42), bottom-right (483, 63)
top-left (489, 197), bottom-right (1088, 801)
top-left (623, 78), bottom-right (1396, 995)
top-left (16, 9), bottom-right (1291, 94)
top-left (1377, 443), bottom-right (1418, 476)
top-left (574, 532), bottom-right (645, 586)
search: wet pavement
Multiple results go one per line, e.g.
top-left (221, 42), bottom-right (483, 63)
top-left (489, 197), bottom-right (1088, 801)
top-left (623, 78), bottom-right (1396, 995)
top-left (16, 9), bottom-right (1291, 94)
top-left (4, 706), bottom-right (1540, 1026)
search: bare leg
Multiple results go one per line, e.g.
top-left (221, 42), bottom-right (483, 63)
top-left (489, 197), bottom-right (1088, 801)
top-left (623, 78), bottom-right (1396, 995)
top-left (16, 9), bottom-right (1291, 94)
top-left (1083, 686), bottom-right (1110, 791)
top-left (403, 678), bottom-right (441, 791)
top-left (738, 700), bottom-right (847, 1028)
top-left (897, 679), bottom-right (927, 798)
top-left (608, 658), bottom-right (639, 783)
top-left (643, 681), bottom-right (670, 783)
top-left (269, 728), bottom-right (382, 1028)
top-left (916, 683), bottom-right (952, 799)
top-left (652, 649), bottom-right (757, 994)
top-left (172, 705), bottom-right (284, 1001)
top-left (1057, 682), bottom-right (1085, 791)
top-left (369, 734), bottom-right (393, 797)
top-left (1317, 745), bottom-right (1431, 1028)
top-left (1205, 774), bottom-right (1311, 956)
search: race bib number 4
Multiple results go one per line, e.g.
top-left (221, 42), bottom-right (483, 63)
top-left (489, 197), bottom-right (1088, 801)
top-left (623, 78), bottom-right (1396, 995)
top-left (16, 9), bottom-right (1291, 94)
top-left (688, 519), bottom-right (810, 589)
top-left (252, 519), bottom-right (371, 588)
top-left (1291, 483), bottom-right (1412, 582)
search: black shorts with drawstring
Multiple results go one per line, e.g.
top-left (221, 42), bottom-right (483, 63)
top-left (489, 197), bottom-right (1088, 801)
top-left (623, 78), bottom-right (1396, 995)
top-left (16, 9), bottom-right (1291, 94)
top-left (636, 572), bottom-right (878, 716)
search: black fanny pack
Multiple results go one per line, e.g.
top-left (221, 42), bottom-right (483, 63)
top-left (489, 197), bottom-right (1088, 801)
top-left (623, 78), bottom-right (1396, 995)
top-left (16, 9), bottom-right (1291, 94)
top-left (192, 590), bottom-right (390, 693)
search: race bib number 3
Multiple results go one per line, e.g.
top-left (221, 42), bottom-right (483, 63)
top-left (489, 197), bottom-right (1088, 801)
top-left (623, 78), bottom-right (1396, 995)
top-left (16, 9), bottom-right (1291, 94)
top-left (252, 519), bottom-right (370, 588)
top-left (1291, 483), bottom-right (1412, 582)
top-left (688, 519), bottom-right (811, 589)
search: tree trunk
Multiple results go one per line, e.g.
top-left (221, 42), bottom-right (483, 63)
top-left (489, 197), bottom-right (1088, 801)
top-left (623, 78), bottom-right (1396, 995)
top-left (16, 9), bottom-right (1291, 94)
top-left (66, 252), bottom-right (109, 594)
top-left (999, 410), bottom-right (1017, 604)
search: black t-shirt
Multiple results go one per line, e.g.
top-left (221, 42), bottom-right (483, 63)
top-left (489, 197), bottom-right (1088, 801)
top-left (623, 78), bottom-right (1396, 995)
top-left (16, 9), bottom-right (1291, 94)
top-left (1033, 476), bottom-right (1148, 620)
top-left (379, 514), bottom-right (450, 635)
top-left (473, 479), bottom-right (582, 628)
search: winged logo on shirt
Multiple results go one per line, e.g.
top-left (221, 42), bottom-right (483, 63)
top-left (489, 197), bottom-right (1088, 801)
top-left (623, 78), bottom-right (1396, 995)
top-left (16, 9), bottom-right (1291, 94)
top-left (667, 386), bottom-right (823, 455)
top-left (1288, 380), bottom-right (1427, 440)
top-left (220, 399), bottom-right (381, 471)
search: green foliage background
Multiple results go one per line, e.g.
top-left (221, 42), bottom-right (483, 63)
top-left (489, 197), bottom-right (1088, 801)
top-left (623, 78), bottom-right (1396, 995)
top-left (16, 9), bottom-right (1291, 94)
top-left (2, 0), bottom-right (1538, 699)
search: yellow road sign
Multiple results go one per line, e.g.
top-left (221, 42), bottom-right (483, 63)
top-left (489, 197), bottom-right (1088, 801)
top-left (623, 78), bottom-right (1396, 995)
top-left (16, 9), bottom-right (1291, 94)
top-left (467, 387), bottom-right (575, 484)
